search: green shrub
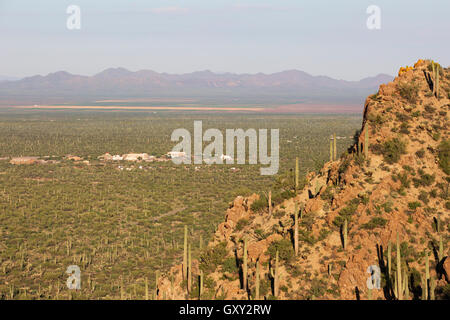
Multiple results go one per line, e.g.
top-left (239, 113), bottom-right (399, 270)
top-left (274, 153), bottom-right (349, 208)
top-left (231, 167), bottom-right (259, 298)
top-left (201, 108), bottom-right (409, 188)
top-left (424, 105), bottom-right (436, 113)
top-left (221, 257), bottom-right (239, 274)
top-left (361, 217), bottom-right (388, 230)
top-left (199, 241), bottom-right (228, 273)
top-left (397, 81), bottom-right (419, 104)
top-left (412, 171), bottom-right (435, 187)
top-left (250, 196), bottom-right (268, 212)
top-left (418, 191), bottom-right (429, 205)
top-left (399, 123), bottom-right (410, 135)
top-left (438, 139), bottom-right (450, 175)
top-left (333, 198), bottom-right (360, 227)
top-left (321, 186), bottom-right (334, 201)
top-left (408, 201), bottom-right (421, 210)
top-left (381, 138), bottom-right (407, 164)
top-left (267, 238), bottom-right (294, 262)
top-left (381, 200), bottom-right (393, 213)
top-left (397, 172), bottom-right (410, 189)
top-left (235, 218), bottom-right (249, 231)
top-left (272, 189), bottom-right (295, 205)
top-left (273, 210), bottom-right (285, 219)
top-left (415, 149), bottom-right (425, 158)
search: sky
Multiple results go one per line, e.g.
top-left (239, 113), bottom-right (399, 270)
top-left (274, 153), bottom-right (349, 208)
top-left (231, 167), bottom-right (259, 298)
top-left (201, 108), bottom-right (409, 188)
top-left (0, 0), bottom-right (449, 80)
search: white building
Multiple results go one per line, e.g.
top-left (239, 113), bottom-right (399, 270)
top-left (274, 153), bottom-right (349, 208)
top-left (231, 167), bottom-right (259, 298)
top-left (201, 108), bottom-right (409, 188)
top-left (167, 151), bottom-right (187, 158)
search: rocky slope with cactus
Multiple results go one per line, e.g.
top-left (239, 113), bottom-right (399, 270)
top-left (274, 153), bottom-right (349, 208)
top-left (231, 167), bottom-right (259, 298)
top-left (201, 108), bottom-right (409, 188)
top-left (156, 59), bottom-right (450, 300)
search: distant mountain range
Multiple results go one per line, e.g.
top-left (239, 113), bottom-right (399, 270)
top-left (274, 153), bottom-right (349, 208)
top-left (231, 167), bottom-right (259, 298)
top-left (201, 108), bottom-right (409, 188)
top-left (0, 68), bottom-right (394, 107)
top-left (0, 75), bottom-right (19, 82)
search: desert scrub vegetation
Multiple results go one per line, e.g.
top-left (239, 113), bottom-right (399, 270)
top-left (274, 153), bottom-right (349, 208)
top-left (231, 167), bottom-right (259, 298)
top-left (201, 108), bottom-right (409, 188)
top-left (267, 239), bottom-right (294, 263)
top-left (397, 81), bottom-right (419, 104)
top-left (371, 138), bottom-right (407, 164)
top-left (361, 217), bottom-right (388, 230)
top-left (438, 139), bottom-right (450, 175)
top-left (333, 198), bottom-right (360, 227)
top-left (0, 111), bottom-right (363, 299)
top-left (199, 242), bottom-right (228, 273)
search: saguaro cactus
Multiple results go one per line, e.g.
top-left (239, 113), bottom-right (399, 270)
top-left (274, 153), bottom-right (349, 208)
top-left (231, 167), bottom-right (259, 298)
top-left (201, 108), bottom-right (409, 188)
top-left (295, 157), bottom-right (299, 191)
top-left (431, 61), bottom-right (435, 94)
top-left (243, 238), bottom-right (248, 291)
top-left (430, 276), bottom-right (436, 300)
top-left (436, 64), bottom-right (440, 98)
top-left (294, 202), bottom-right (299, 256)
top-left (270, 250), bottom-right (279, 297)
top-left (364, 128), bottom-right (369, 158)
top-left (333, 133), bottom-right (337, 160)
top-left (342, 219), bottom-right (348, 250)
top-left (431, 61), bottom-right (440, 98)
top-left (330, 138), bottom-right (333, 161)
top-left (183, 225), bottom-right (188, 280)
top-left (439, 235), bottom-right (444, 262)
top-left (396, 232), bottom-right (403, 300)
top-left (199, 270), bottom-right (204, 299)
top-left (155, 270), bottom-right (160, 300)
top-left (187, 244), bottom-right (192, 294)
top-left (387, 241), bottom-right (392, 277)
top-left (425, 251), bottom-right (429, 300)
top-left (255, 260), bottom-right (260, 300)
top-left (404, 267), bottom-right (409, 299)
top-left (421, 275), bottom-right (426, 300)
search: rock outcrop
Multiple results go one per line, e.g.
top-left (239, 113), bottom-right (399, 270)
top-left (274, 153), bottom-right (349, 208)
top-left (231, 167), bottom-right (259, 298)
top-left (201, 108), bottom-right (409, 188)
top-left (157, 59), bottom-right (450, 300)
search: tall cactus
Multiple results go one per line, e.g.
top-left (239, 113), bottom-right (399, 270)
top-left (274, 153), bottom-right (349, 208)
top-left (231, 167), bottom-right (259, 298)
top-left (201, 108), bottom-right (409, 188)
top-left (199, 270), bottom-right (204, 299)
top-left (183, 225), bottom-right (188, 280)
top-left (387, 241), bottom-right (392, 277)
top-left (330, 138), bottom-right (333, 162)
top-left (421, 275), bottom-right (426, 300)
top-left (255, 260), bottom-right (260, 300)
top-left (333, 133), bottom-right (337, 160)
top-left (295, 157), bottom-right (299, 191)
top-left (364, 127), bottom-right (369, 158)
top-left (187, 244), bottom-right (192, 294)
top-left (425, 251), bottom-right (429, 300)
top-left (404, 266), bottom-right (409, 299)
top-left (431, 60), bottom-right (436, 94)
top-left (431, 61), bottom-right (440, 98)
top-left (270, 250), bottom-right (279, 297)
top-left (342, 219), bottom-right (348, 250)
top-left (396, 232), bottom-right (403, 300)
top-left (436, 63), bottom-right (440, 98)
top-left (294, 202), bottom-right (299, 256)
top-left (430, 276), bottom-right (436, 300)
top-left (155, 270), bottom-right (160, 300)
top-left (243, 238), bottom-right (248, 291)
top-left (439, 235), bottom-right (444, 262)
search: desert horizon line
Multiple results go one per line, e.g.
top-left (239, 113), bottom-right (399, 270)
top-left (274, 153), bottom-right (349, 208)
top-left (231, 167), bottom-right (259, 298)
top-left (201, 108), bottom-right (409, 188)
top-left (1, 67), bottom-right (395, 83)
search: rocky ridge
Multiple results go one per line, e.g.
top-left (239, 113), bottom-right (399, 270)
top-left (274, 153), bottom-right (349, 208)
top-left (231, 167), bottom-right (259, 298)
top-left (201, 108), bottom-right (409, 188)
top-left (156, 59), bottom-right (450, 300)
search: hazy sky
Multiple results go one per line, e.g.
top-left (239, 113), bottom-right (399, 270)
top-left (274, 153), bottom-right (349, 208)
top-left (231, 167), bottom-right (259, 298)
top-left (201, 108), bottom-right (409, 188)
top-left (1, 0), bottom-right (449, 80)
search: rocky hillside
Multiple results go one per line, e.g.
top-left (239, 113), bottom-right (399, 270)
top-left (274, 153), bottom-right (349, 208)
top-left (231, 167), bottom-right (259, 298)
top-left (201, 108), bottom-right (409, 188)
top-left (156, 59), bottom-right (450, 300)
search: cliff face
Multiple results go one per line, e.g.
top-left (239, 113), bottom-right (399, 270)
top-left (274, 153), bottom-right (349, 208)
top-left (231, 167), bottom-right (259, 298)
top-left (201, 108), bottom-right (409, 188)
top-left (157, 59), bottom-right (450, 300)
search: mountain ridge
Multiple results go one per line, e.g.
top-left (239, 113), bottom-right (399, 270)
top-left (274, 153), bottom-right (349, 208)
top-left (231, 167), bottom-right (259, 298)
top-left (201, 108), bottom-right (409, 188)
top-left (0, 68), bottom-right (394, 107)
